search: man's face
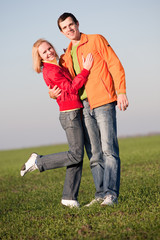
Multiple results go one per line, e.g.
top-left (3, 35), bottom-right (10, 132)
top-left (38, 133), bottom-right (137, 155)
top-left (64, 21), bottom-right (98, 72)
top-left (59, 17), bottom-right (81, 41)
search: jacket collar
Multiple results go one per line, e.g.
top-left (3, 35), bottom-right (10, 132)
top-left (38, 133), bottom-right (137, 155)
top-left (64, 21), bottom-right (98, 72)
top-left (65, 33), bottom-right (88, 56)
top-left (42, 59), bottom-right (59, 65)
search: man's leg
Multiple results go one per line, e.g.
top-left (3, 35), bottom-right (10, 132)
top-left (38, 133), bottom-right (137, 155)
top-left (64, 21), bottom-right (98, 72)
top-left (82, 99), bottom-right (104, 199)
top-left (94, 102), bottom-right (120, 202)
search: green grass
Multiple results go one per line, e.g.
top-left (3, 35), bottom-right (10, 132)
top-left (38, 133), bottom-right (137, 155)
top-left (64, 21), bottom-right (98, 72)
top-left (0, 135), bottom-right (160, 240)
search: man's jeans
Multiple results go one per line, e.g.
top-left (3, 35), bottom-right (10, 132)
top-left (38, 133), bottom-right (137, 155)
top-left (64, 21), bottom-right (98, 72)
top-left (82, 100), bottom-right (120, 198)
top-left (36, 110), bottom-right (84, 200)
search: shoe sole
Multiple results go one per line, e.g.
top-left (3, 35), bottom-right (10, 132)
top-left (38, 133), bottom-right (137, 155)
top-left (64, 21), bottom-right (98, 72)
top-left (61, 203), bottom-right (79, 208)
top-left (85, 198), bottom-right (104, 207)
top-left (20, 164), bottom-right (26, 177)
top-left (20, 164), bottom-right (36, 177)
top-left (101, 201), bottom-right (118, 206)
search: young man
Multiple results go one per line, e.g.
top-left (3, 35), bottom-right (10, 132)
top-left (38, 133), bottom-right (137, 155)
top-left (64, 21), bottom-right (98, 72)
top-left (50, 12), bottom-right (129, 206)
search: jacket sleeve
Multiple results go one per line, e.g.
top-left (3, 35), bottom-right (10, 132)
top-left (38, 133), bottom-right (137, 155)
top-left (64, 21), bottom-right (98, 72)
top-left (96, 35), bottom-right (126, 94)
top-left (47, 67), bottom-right (89, 94)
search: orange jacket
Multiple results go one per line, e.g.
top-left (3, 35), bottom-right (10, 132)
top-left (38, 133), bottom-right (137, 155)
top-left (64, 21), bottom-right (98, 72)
top-left (60, 33), bottom-right (126, 109)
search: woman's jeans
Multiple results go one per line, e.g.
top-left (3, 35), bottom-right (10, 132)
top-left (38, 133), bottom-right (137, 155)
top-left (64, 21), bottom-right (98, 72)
top-left (82, 100), bottom-right (120, 198)
top-left (36, 109), bottom-right (84, 200)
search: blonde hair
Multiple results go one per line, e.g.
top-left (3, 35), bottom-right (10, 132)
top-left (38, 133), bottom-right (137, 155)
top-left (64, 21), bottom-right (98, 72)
top-left (32, 39), bottom-right (58, 73)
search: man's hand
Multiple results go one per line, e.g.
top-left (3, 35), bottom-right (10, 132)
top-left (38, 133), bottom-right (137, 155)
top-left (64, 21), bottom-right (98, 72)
top-left (117, 94), bottom-right (129, 111)
top-left (48, 85), bottom-right (61, 99)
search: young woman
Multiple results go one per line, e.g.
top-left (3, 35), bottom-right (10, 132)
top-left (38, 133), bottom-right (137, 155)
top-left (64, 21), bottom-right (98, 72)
top-left (20, 39), bottom-right (93, 208)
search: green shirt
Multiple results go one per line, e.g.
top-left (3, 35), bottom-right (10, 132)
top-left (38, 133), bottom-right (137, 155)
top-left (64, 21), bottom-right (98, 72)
top-left (71, 44), bottom-right (87, 100)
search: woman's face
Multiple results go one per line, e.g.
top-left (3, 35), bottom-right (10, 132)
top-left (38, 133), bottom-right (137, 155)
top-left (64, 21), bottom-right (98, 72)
top-left (38, 42), bottom-right (56, 61)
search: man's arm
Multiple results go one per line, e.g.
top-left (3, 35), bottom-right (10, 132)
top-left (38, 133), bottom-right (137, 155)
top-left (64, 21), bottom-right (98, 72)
top-left (96, 35), bottom-right (129, 110)
top-left (48, 85), bottom-right (61, 99)
top-left (97, 35), bottom-right (126, 95)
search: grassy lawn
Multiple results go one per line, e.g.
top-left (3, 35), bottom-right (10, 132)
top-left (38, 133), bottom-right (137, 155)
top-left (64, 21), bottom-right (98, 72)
top-left (0, 135), bottom-right (160, 240)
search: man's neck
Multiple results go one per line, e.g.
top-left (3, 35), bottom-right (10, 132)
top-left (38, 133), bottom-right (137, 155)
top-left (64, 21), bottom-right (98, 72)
top-left (72, 40), bottom-right (80, 46)
top-left (71, 33), bottom-right (81, 46)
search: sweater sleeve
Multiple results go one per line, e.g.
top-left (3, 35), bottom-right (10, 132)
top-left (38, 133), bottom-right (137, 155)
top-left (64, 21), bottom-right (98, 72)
top-left (96, 35), bottom-right (126, 94)
top-left (46, 67), bottom-right (89, 94)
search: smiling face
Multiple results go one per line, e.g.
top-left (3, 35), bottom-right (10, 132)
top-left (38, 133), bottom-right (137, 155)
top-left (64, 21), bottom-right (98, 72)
top-left (59, 17), bottom-right (81, 43)
top-left (38, 42), bottom-right (56, 61)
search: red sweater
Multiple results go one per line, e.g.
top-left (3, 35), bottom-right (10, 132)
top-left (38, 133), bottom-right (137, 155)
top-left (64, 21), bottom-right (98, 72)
top-left (42, 62), bottom-right (89, 111)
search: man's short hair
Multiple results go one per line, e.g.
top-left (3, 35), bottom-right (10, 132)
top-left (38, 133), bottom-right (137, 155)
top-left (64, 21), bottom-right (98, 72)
top-left (57, 12), bottom-right (78, 31)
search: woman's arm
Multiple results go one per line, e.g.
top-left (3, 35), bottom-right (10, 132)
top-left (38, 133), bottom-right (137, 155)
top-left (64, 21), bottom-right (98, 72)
top-left (47, 53), bottom-right (93, 95)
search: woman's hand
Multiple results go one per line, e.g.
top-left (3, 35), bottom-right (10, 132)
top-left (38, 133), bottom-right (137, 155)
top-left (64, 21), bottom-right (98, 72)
top-left (82, 53), bottom-right (93, 71)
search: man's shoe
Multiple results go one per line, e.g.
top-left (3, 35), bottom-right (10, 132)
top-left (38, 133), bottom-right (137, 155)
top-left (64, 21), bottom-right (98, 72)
top-left (61, 199), bottom-right (80, 208)
top-left (101, 195), bottom-right (118, 206)
top-left (20, 153), bottom-right (38, 177)
top-left (85, 197), bottom-right (104, 207)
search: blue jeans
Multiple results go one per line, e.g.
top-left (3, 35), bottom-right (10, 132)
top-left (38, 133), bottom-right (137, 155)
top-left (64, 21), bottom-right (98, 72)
top-left (82, 100), bottom-right (120, 198)
top-left (37, 109), bottom-right (84, 200)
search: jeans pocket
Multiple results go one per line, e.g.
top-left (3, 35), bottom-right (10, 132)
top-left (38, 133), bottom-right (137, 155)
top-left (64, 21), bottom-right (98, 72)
top-left (59, 112), bottom-right (66, 130)
top-left (69, 110), bottom-right (79, 121)
top-left (59, 110), bottom-right (80, 130)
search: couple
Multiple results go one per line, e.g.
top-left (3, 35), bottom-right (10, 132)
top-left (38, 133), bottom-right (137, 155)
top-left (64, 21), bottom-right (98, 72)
top-left (20, 12), bottom-right (129, 208)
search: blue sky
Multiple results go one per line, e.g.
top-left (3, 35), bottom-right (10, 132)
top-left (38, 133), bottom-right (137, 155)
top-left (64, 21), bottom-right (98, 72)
top-left (0, 0), bottom-right (160, 150)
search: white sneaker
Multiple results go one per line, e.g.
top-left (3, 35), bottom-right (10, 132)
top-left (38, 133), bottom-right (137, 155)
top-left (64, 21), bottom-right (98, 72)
top-left (20, 153), bottom-right (38, 177)
top-left (101, 195), bottom-right (118, 206)
top-left (85, 198), bottom-right (104, 207)
top-left (61, 199), bottom-right (80, 208)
